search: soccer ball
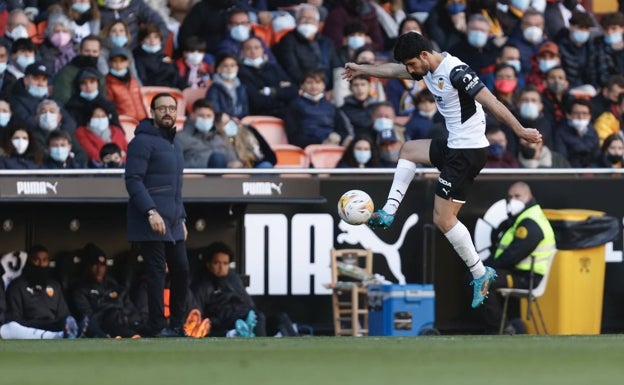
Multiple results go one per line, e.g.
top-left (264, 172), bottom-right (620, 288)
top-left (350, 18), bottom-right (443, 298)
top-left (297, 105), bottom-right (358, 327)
top-left (337, 190), bottom-right (374, 225)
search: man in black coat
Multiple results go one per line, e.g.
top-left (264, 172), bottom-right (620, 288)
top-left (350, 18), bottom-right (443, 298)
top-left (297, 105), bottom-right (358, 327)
top-left (124, 92), bottom-right (189, 337)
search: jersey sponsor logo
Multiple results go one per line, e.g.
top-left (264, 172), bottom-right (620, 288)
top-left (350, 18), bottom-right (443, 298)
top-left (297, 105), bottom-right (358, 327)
top-left (16, 181), bottom-right (58, 195)
top-left (242, 182), bottom-right (283, 196)
top-left (438, 77), bottom-right (444, 89)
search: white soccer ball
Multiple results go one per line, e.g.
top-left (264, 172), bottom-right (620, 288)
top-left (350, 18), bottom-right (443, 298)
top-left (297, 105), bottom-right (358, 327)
top-left (337, 190), bottom-right (374, 225)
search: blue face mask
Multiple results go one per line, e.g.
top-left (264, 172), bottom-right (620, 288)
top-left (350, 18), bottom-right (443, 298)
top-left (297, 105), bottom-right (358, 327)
top-left (110, 35), bottom-right (128, 47)
top-left (223, 120), bottom-right (239, 137)
top-left (89, 117), bottom-right (109, 133)
top-left (72, 2), bottom-right (91, 13)
top-left (446, 3), bottom-right (466, 15)
top-left (0, 112), bottom-right (10, 126)
top-left (571, 29), bottom-right (590, 44)
top-left (467, 30), bottom-right (488, 48)
top-left (605, 32), bottom-right (623, 46)
top-left (195, 117), bottom-right (214, 133)
top-left (50, 146), bottom-right (70, 162)
top-left (519, 102), bottom-right (540, 120)
top-left (230, 25), bottom-right (250, 42)
top-left (505, 60), bottom-right (521, 73)
top-left (142, 44), bottom-right (161, 54)
top-left (373, 117), bottom-right (394, 132)
top-left (353, 149), bottom-right (371, 165)
top-left (538, 59), bottom-right (558, 73)
top-left (347, 35), bottom-right (366, 50)
top-left (28, 85), bottom-right (48, 98)
top-left (488, 143), bottom-right (505, 157)
top-left (80, 90), bottom-right (98, 100)
top-left (110, 67), bottom-right (128, 77)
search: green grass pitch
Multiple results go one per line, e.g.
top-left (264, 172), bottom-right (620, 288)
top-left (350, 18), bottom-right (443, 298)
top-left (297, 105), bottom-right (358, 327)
top-left (1, 335), bottom-right (623, 385)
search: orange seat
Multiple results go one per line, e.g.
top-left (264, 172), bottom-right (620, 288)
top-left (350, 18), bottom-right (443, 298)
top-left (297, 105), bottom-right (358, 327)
top-left (119, 115), bottom-right (139, 142)
top-left (305, 144), bottom-right (345, 168)
top-left (251, 23), bottom-right (273, 48)
top-left (140, 86), bottom-right (186, 118)
top-left (182, 87), bottom-right (208, 114)
top-left (272, 144), bottom-right (309, 168)
top-left (241, 115), bottom-right (288, 147)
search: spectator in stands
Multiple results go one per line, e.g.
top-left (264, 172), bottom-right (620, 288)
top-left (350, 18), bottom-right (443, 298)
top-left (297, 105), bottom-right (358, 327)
top-left (492, 63), bottom-right (519, 115)
top-left (94, 142), bottom-right (124, 168)
top-left (554, 98), bottom-right (600, 168)
top-left (176, 0), bottom-right (231, 56)
top-left (525, 41), bottom-right (562, 94)
top-left (38, 10), bottom-right (77, 77)
top-left (516, 85), bottom-right (554, 149)
top-left (0, 244), bottom-right (80, 339)
top-left (370, 101), bottom-right (405, 167)
top-left (0, 41), bottom-right (17, 98)
top-left (237, 37), bottom-right (296, 119)
top-left (0, 122), bottom-right (42, 169)
top-left (353, 45), bottom-right (387, 102)
top-left (100, 0), bottom-right (169, 51)
top-left (323, 0), bottom-right (384, 52)
top-left (336, 74), bottom-right (376, 145)
top-left (215, 111), bottom-right (276, 168)
top-left (335, 20), bottom-right (373, 65)
top-left (134, 24), bottom-right (185, 89)
top-left (53, 35), bottom-right (106, 105)
top-left (206, 53), bottom-right (248, 120)
top-left (284, 69), bottom-right (339, 148)
top-left (0, 98), bottom-right (12, 132)
top-left (192, 241), bottom-right (298, 337)
top-left (65, 67), bottom-right (121, 129)
top-left (544, 0), bottom-right (596, 41)
top-left (591, 75), bottom-right (624, 121)
top-left (177, 99), bottom-right (230, 168)
top-left (496, 44), bottom-right (523, 88)
top-left (405, 89), bottom-right (439, 140)
top-left (42, 129), bottom-right (86, 169)
top-left (216, 7), bottom-right (277, 65)
top-left (105, 46), bottom-right (146, 122)
top-left (508, 9), bottom-right (548, 81)
top-left (553, 11), bottom-right (596, 89)
top-left (449, 13), bottom-right (501, 91)
top-left (176, 36), bottom-right (212, 89)
top-left (541, 66), bottom-right (573, 126)
top-left (485, 123), bottom-right (520, 168)
top-left (594, 133), bottom-right (624, 168)
top-left (371, 0), bottom-right (407, 51)
top-left (592, 12), bottom-right (624, 88)
top-left (274, 4), bottom-right (341, 89)
top-left (100, 19), bottom-right (139, 80)
top-left (62, 0), bottom-right (101, 45)
top-left (29, 99), bottom-right (83, 162)
top-left (424, 0), bottom-right (467, 52)
top-left (0, 9), bottom-right (32, 53)
top-left (5, 38), bottom-right (36, 80)
top-left (517, 136), bottom-right (570, 169)
top-left (594, 92), bottom-right (624, 146)
top-left (337, 133), bottom-right (381, 168)
top-left (72, 243), bottom-right (143, 338)
top-left (75, 104), bottom-right (127, 165)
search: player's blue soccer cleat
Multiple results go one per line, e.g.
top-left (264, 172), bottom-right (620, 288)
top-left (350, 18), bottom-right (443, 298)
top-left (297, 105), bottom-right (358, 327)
top-left (367, 209), bottom-right (395, 229)
top-left (470, 266), bottom-right (497, 308)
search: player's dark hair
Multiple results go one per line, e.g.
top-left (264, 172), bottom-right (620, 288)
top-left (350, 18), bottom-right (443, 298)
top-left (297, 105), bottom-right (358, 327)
top-left (28, 244), bottom-right (48, 260)
top-left (204, 241), bottom-right (235, 263)
top-left (393, 31), bottom-right (433, 63)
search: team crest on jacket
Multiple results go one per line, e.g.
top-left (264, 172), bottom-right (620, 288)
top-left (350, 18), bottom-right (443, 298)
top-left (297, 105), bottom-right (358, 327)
top-left (438, 77), bottom-right (444, 89)
top-left (46, 286), bottom-right (54, 297)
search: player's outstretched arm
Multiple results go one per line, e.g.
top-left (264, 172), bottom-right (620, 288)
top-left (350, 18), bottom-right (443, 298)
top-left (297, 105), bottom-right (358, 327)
top-left (475, 88), bottom-right (542, 143)
top-left (342, 62), bottom-right (412, 81)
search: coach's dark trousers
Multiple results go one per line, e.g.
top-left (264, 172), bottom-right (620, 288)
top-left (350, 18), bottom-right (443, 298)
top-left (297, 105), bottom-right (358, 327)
top-left (140, 241), bottom-right (189, 334)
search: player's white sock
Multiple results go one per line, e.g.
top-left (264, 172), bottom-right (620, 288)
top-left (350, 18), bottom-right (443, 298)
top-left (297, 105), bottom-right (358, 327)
top-left (0, 321), bottom-right (63, 339)
top-left (382, 159), bottom-right (417, 215)
top-left (444, 221), bottom-right (486, 279)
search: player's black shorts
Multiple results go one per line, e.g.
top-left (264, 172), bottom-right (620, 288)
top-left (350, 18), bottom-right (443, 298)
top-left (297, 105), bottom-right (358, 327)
top-left (429, 138), bottom-right (487, 203)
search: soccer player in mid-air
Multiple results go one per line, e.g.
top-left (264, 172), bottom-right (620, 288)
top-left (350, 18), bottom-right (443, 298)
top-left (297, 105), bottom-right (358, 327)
top-left (343, 32), bottom-right (542, 308)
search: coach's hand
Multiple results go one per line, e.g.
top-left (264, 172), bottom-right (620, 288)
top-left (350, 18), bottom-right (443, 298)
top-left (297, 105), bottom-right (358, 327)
top-left (148, 211), bottom-right (166, 235)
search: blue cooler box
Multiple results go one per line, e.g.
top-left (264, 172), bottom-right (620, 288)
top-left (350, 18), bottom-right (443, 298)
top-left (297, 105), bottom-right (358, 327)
top-left (368, 284), bottom-right (435, 336)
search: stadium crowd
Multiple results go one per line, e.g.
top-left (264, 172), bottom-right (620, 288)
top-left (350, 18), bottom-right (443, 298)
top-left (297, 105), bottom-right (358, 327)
top-left (0, 0), bottom-right (622, 170)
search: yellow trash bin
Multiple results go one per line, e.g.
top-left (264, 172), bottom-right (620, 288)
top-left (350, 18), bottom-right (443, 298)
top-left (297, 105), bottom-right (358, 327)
top-left (522, 209), bottom-right (615, 335)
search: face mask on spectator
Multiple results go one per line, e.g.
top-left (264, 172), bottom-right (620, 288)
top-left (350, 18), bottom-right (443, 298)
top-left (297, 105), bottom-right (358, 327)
top-left (347, 35), bottom-right (366, 50)
top-left (28, 85), bottom-right (48, 98)
top-left (0, 112), bottom-right (10, 126)
top-left (110, 67), bottom-right (128, 77)
top-left (230, 25), bottom-right (250, 42)
top-left (419, 109), bottom-right (437, 119)
top-left (467, 30), bottom-right (488, 48)
top-left (8, 25), bottom-right (29, 40)
top-left (379, 148), bottom-right (400, 163)
top-left (569, 118), bottom-right (589, 134)
top-left (519, 102), bottom-right (540, 120)
top-left (195, 117), bottom-right (214, 133)
top-left (571, 29), bottom-right (590, 44)
top-left (51, 31), bottom-right (71, 48)
top-left (16, 55), bottom-right (35, 70)
top-left (353, 149), bottom-right (371, 164)
top-left (539, 59), bottom-right (558, 73)
top-left (373, 117), bottom-right (394, 132)
top-left (110, 35), bottom-right (128, 47)
top-left (511, 0), bottom-right (531, 11)
top-left (494, 79), bottom-right (517, 94)
top-left (488, 142), bottom-right (505, 157)
top-left (89, 117), bottom-right (109, 133)
top-left (520, 145), bottom-right (536, 159)
top-left (604, 32), bottom-right (623, 46)
top-left (607, 154), bottom-right (623, 164)
top-left (223, 120), bottom-right (239, 137)
top-left (523, 26), bottom-right (543, 44)
top-left (505, 60), bottom-right (521, 73)
top-left (39, 112), bottom-right (59, 131)
top-left (0, 62), bottom-right (6, 74)
top-left (12, 138), bottom-right (29, 155)
top-left (72, 2), bottom-right (91, 13)
top-left (506, 198), bottom-right (525, 216)
top-left (80, 90), bottom-right (98, 100)
top-left (243, 56), bottom-right (264, 68)
top-left (141, 44), bottom-right (161, 54)
top-left (446, 2), bottom-right (466, 14)
top-left (302, 92), bottom-right (323, 102)
top-left (297, 24), bottom-right (318, 39)
top-left (546, 81), bottom-right (567, 93)
top-left (186, 52), bottom-right (204, 66)
top-left (220, 72), bottom-right (237, 81)
top-left (50, 146), bottom-right (70, 162)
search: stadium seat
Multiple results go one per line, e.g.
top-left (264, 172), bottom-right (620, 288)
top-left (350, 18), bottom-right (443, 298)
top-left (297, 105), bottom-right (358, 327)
top-left (241, 115), bottom-right (288, 147)
top-left (182, 87), bottom-right (209, 114)
top-left (119, 115), bottom-right (140, 142)
top-left (497, 251), bottom-right (557, 335)
top-left (304, 144), bottom-right (345, 168)
top-left (140, 86), bottom-right (186, 118)
top-left (272, 144), bottom-right (309, 168)
top-left (330, 248), bottom-right (373, 336)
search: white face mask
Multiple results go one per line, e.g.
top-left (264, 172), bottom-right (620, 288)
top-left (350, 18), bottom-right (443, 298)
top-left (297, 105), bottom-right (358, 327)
top-left (569, 118), bottom-right (590, 134)
top-left (185, 52), bottom-right (204, 66)
top-left (230, 25), bottom-right (251, 42)
top-left (353, 149), bottom-right (371, 165)
top-left (12, 138), bottom-right (29, 155)
top-left (50, 146), bottom-right (70, 162)
top-left (302, 92), bottom-right (323, 102)
top-left (373, 117), bottom-right (394, 132)
top-left (223, 120), bottom-right (239, 137)
top-left (194, 117), bottom-right (214, 133)
top-left (8, 25), bottom-right (29, 40)
top-left (419, 109), bottom-right (436, 119)
top-left (89, 117), bottom-right (109, 133)
top-left (220, 72), bottom-right (237, 81)
top-left (243, 56), bottom-right (264, 68)
top-left (39, 112), bottom-right (59, 131)
top-left (297, 23), bottom-right (318, 39)
top-left (523, 26), bottom-right (543, 44)
top-left (507, 198), bottom-right (525, 217)
top-left (519, 102), bottom-right (540, 120)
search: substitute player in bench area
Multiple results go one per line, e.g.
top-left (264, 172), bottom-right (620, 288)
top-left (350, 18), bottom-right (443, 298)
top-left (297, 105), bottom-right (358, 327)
top-left (343, 32), bottom-right (542, 308)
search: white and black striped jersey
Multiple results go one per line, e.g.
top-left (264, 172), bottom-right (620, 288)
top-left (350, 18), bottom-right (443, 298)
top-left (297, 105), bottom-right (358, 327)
top-left (422, 53), bottom-right (490, 149)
